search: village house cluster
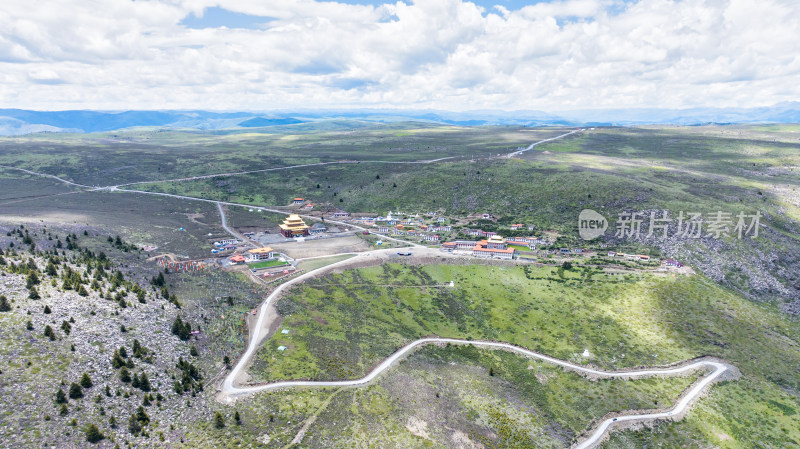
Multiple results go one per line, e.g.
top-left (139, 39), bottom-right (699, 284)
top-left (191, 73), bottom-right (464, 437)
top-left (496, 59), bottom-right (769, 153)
top-left (210, 197), bottom-right (687, 278)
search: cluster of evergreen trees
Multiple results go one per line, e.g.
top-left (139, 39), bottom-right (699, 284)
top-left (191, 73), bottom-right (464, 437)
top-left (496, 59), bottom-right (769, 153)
top-left (171, 316), bottom-right (193, 341)
top-left (131, 372), bottom-right (152, 392)
top-left (127, 406), bottom-right (150, 436)
top-left (106, 234), bottom-right (138, 252)
top-left (1, 228), bottom-right (150, 305)
top-left (152, 271), bottom-right (181, 308)
top-left (2, 226), bottom-right (213, 442)
top-left (174, 357), bottom-right (203, 395)
top-left (54, 373), bottom-right (94, 417)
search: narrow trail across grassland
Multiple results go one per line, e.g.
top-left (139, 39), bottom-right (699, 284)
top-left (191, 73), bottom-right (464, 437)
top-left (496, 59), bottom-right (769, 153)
top-left (508, 129), bottom-right (580, 157)
top-left (0, 164), bottom-right (96, 188)
top-left (223, 335), bottom-right (730, 449)
top-left (217, 244), bottom-right (734, 449)
top-left (3, 129), bottom-right (731, 449)
top-left (215, 201), bottom-right (259, 247)
top-left (112, 157), bottom-right (457, 188)
top-left (1, 129), bottom-right (575, 192)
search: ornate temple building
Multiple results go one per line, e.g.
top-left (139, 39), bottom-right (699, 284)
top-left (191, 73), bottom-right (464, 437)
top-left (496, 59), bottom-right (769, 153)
top-left (279, 214), bottom-right (310, 238)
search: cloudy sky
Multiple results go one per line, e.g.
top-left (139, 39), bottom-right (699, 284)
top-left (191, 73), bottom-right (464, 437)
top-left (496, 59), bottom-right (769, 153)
top-left (1, 0), bottom-right (798, 111)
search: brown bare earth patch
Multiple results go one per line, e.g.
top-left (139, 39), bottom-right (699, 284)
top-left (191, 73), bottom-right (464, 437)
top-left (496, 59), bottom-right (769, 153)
top-left (714, 430), bottom-right (733, 441)
top-left (185, 212), bottom-right (208, 225)
top-left (451, 429), bottom-right (484, 449)
top-left (406, 417), bottom-right (432, 440)
top-left (270, 235), bottom-right (370, 258)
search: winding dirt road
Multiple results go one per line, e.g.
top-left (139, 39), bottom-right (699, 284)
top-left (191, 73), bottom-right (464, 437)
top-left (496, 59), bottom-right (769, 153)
top-left (2, 130), bottom-right (734, 448)
top-left (217, 244), bottom-right (733, 449)
top-left (114, 157), bottom-right (457, 188)
top-left (508, 129), bottom-right (580, 157)
top-left (0, 164), bottom-right (97, 189)
top-left (215, 201), bottom-right (260, 247)
top-left (1, 130), bottom-right (574, 192)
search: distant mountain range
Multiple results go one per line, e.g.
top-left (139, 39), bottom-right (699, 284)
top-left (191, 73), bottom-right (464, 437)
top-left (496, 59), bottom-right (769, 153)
top-left (1, 103), bottom-right (799, 136)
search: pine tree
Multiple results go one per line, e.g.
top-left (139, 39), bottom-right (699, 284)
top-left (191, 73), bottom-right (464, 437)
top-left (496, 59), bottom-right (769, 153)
top-left (119, 367), bottom-right (131, 383)
top-left (26, 320), bottom-right (33, 331)
top-left (127, 414), bottom-right (141, 435)
top-left (29, 287), bottom-right (40, 300)
top-left (59, 403), bottom-right (68, 416)
top-left (44, 325), bottom-right (56, 341)
top-left (213, 411), bottom-right (225, 429)
top-left (178, 320), bottom-right (191, 341)
top-left (152, 272), bottom-right (165, 287)
top-left (131, 373), bottom-right (140, 389)
top-left (80, 373), bottom-right (93, 388)
top-left (234, 410), bottom-right (241, 425)
top-left (0, 295), bottom-right (10, 312)
top-left (61, 320), bottom-right (72, 335)
top-left (171, 316), bottom-right (182, 335)
top-left (43, 305), bottom-right (51, 314)
top-left (55, 388), bottom-right (68, 404)
top-left (85, 423), bottom-right (104, 443)
top-left (139, 373), bottom-right (151, 392)
top-left (68, 382), bottom-right (83, 399)
top-left (78, 285), bottom-right (89, 297)
top-left (111, 349), bottom-right (125, 369)
top-left (135, 406), bottom-right (150, 426)
top-left (109, 416), bottom-right (117, 429)
top-left (26, 272), bottom-right (40, 289)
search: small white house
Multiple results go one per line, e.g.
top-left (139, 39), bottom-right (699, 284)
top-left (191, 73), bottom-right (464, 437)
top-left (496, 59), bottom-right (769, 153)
top-left (248, 247), bottom-right (275, 261)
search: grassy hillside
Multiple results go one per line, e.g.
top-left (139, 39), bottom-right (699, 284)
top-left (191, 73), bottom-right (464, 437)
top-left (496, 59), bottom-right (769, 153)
top-left (2, 124), bottom-right (797, 305)
top-left (251, 263), bottom-right (800, 448)
top-left (131, 125), bottom-right (800, 307)
top-left (0, 124), bottom-right (560, 185)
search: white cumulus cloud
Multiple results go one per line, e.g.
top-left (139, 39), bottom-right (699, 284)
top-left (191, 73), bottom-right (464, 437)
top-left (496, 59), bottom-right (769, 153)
top-left (0, 0), bottom-right (797, 110)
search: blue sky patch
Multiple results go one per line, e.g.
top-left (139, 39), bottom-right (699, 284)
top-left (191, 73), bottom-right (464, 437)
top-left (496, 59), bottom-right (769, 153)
top-left (180, 7), bottom-right (274, 30)
top-left (330, 0), bottom-right (553, 11)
